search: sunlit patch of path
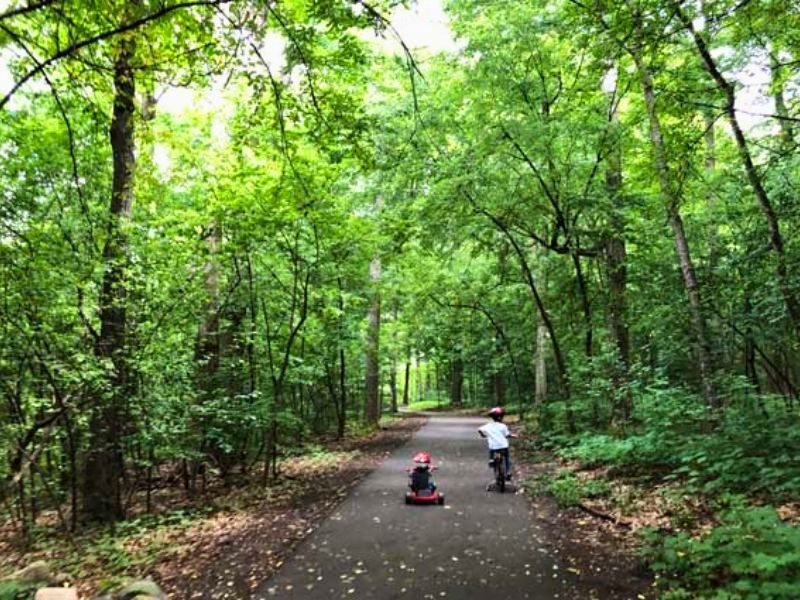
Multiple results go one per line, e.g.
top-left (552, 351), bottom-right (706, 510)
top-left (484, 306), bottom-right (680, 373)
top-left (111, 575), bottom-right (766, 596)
top-left (254, 416), bottom-right (606, 599)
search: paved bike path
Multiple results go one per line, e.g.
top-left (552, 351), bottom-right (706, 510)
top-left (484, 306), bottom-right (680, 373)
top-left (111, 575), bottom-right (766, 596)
top-left (254, 416), bottom-right (600, 599)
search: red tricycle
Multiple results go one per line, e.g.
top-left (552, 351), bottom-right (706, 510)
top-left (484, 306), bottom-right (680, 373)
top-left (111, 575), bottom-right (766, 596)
top-left (404, 452), bottom-right (445, 505)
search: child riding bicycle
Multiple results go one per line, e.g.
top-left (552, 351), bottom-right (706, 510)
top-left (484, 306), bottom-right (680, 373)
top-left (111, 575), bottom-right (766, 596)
top-left (477, 406), bottom-right (517, 480)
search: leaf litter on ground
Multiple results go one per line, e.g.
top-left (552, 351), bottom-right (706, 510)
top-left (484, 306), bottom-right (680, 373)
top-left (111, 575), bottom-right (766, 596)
top-left (0, 416), bottom-right (425, 599)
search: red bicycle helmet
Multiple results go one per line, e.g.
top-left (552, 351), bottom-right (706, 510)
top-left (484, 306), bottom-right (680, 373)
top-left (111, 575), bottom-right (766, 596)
top-left (413, 452), bottom-right (431, 464)
top-left (488, 406), bottom-right (505, 419)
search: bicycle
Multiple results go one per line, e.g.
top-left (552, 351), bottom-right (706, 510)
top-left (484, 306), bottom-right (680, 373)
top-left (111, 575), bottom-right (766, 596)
top-left (489, 448), bottom-right (509, 493)
top-left (478, 406), bottom-right (517, 493)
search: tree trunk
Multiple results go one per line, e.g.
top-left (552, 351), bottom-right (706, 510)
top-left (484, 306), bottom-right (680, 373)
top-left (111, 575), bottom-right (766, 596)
top-left (451, 357), bottom-right (463, 406)
top-left (492, 373), bottom-right (504, 406)
top-left (389, 360), bottom-right (398, 413)
top-left (770, 53), bottom-right (794, 148)
top-left (743, 297), bottom-right (760, 393)
top-left (632, 40), bottom-right (719, 409)
top-left (195, 225), bottom-right (221, 387)
top-left (336, 277), bottom-right (347, 437)
top-left (492, 331), bottom-right (504, 406)
top-left (415, 351), bottom-right (423, 402)
top-left (535, 324), bottom-right (548, 405)
top-left (83, 31), bottom-right (137, 522)
top-left (572, 250), bottom-right (593, 358)
top-left (604, 72), bottom-right (631, 421)
top-left (338, 347), bottom-right (347, 437)
top-left (699, 3), bottom-right (720, 270)
top-left (402, 358), bottom-right (410, 407)
top-left (434, 362), bottom-right (440, 406)
top-left (364, 253), bottom-right (381, 425)
top-left (703, 111), bottom-right (720, 261)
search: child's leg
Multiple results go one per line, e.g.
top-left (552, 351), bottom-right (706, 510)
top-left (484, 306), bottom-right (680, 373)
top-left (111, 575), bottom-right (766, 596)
top-left (503, 449), bottom-right (511, 477)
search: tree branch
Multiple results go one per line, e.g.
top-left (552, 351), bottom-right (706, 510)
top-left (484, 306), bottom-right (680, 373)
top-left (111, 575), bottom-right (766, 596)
top-left (0, 0), bottom-right (233, 110)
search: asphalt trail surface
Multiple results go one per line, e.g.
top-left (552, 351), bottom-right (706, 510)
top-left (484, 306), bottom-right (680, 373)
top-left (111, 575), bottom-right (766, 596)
top-left (255, 416), bottom-right (603, 599)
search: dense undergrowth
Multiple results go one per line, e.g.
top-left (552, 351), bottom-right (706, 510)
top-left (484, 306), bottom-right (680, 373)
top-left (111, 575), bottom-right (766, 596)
top-left (643, 503), bottom-right (800, 599)
top-left (525, 380), bottom-right (800, 599)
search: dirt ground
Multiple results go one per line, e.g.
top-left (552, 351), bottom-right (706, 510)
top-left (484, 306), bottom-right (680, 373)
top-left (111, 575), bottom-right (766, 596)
top-left (514, 457), bottom-right (655, 599)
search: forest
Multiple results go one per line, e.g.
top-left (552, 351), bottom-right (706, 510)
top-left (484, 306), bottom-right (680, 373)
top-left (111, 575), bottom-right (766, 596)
top-left (1, 0), bottom-right (799, 598)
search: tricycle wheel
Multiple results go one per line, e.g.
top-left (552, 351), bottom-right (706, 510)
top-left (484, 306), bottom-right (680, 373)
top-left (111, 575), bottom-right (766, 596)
top-left (437, 494), bottom-right (445, 505)
top-left (405, 494), bottom-right (412, 505)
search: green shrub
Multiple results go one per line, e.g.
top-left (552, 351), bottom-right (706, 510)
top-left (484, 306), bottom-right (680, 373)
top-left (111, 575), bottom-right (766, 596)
top-left (666, 412), bottom-right (800, 499)
top-left (528, 470), bottom-right (610, 507)
top-left (0, 580), bottom-right (36, 600)
top-left (404, 399), bottom-right (450, 412)
top-left (558, 434), bottom-right (637, 468)
top-left (537, 385), bottom-right (800, 503)
top-left (644, 505), bottom-right (800, 599)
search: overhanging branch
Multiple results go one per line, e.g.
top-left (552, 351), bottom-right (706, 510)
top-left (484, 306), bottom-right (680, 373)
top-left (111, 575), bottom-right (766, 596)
top-left (0, 0), bottom-right (234, 110)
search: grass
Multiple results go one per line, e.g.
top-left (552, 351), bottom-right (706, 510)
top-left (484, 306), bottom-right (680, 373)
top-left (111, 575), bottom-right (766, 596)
top-left (402, 399), bottom-right (450, 412)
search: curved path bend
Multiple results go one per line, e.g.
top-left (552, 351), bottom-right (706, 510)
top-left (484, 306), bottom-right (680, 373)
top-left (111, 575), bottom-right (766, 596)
top-left (255, 416), bottom-right (608, 600)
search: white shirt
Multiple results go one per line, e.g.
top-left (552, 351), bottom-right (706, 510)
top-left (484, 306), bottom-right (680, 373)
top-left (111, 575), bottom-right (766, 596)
top-left (479, 421), bottom-right (510, 450)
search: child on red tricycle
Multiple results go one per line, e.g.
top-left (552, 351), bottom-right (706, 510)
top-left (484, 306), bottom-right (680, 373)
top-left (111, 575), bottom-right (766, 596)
top-left (405, 452), bottom-right (445, 505)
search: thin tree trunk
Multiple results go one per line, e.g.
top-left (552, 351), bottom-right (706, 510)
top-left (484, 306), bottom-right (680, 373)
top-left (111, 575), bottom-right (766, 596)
top-left (193, 224), bottom-right (221, 486)
top-left (270, 387), bottom-right (280, 479)
top-left (606, 215), bottom-right (629, 369)
top-left (451, 358), bottom-right (463, 406)
top-left (196, 228), bottom-right (220, 378)
top-left (743, 297), bottom-right (760, 393)
top-left (245, 252), bottom-right (259, 397)
top-left (434, 362), bottom-right (440, 406)
top-left (631, 40), bottom-right (719, 409)
top-left (28, 469), bottom-right (37, 523)
top-left (145, 447), bottom-right (153, 514)
top-left (493, 332), bottom-right (504, 406)
top-left (379, 372), bottom-right (385, 413)
top-left (604, 71), bottom-right (631, 421)
top-left (84, 30), bottom-right (137, 522)
top-left (572, 250), bottom-right (593, 358)
top-left (770, 53), bottom-right (794, 148)
top-left (17, 478), bottom-right (28, 539)
top-left (365, 255), bottom-right (381, 424)
top-left (402, 358), bottom-right (410, 407)
top-left (338, 347), bottom-right (347, 438)
top-left (389, 361), bottom-right (398, 413)
top-left (65, 413), bottom-right (78, 531)
top-left (331, 277), bottom-right (347, 439)
top-left (703, 111), bottom-right (719, 261)
top-left (365, 197), bottom-right (382, 426)
top-left (336, 276), bottom-right (347, 437)
top-left (535, 324), bottom-right (548, 405)
top-left (415, 351), bottom-right (423, 402)
top-left (699, 2), bottom-right (720, 271)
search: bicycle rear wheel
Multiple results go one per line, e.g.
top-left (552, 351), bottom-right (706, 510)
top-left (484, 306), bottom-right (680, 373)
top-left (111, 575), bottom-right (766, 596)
top-left (495, 457), bottom-right (506, 493)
